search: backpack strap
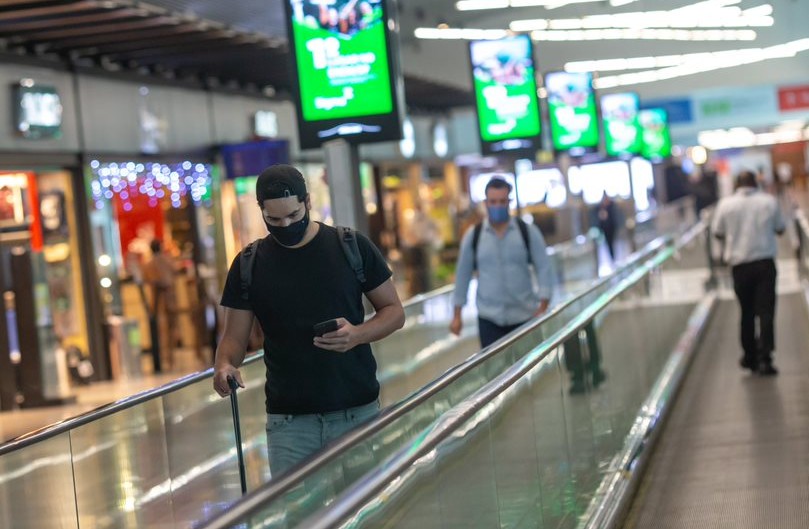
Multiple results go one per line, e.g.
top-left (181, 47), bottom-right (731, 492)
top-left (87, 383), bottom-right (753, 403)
top-left (472, 219), bottom-right (533, 272)
top-left (515, 218), bottom-right (533, 266)
top-left (239, 239), bottom-right (260, 301)
top-left (471, 223), bottom-right (483, 272)
top-left (337, 226), bottom-right (366, 285)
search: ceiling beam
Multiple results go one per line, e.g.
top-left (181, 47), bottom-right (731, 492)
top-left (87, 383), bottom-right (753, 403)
top-left (102, 32), bottom-right (259, 61)
top-left (69, 28), bottom-right (241, 56)
top-left (0, 2), bottom-right (106, 22)
top-left (42, 23), bottom-right (208, 49)
top-left (11, 15), bottom-right (179, 42)
top-left (0, 8), bottom-right (143, 33)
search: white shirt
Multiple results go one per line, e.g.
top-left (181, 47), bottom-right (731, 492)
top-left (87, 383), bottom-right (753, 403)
top-left (711, 187), bottom-right (785, 266)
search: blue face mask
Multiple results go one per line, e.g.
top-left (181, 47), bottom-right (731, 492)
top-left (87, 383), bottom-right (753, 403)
top-left (487, 205), bottom-right (510, 224)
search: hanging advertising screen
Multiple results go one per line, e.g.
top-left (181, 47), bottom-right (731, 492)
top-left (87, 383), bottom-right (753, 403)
top-left (469, 35), bottom-right (541, 155)
top-left (284, 0), bottom-right (404, 149)
top-left (545, 71), bottom-right (599, 155)
top-left (601, 92), bottom-right (642, 157)
top-left (638, 108), bottom-right (672, 160)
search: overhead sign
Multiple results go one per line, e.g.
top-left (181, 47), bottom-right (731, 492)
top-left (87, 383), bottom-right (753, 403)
top-left (641, 97), bottom-right (693, 125)
top-left (638, 108), bottom-right (672, 161)
top-left (778, 85), bottom-right (809, 112)
top-left (469, 35), bottom-right (542, 155)
top-left (284, 0), bottom-right (404, 149)
top-left (545, 71), bottom-right (599, 155)
top-left (601, 92), bottom-right (642, 157)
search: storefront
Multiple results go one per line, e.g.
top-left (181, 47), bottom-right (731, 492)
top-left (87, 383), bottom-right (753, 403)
top-left (84, 157), bottom-right (222, 373)
top-left (0, 154), bottom-right (91, 408)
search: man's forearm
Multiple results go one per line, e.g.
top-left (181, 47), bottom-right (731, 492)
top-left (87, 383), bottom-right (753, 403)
top-left (358, 305), bottom-right (405, 343)
top-left (214, 336), bottom-right (248, 369)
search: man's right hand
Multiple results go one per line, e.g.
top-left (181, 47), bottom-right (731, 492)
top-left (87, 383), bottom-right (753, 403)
top-left (213, 364), bottom-right (244, 397)
top-left (449, 315), bottom-right (463, 336)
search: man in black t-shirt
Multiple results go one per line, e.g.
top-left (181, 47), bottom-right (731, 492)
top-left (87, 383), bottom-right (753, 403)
top-left (213, 164), bottom-right (405, 476)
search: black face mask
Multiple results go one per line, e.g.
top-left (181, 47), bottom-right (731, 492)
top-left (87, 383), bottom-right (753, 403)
top-left (266, 210), bottom-right (310, 247)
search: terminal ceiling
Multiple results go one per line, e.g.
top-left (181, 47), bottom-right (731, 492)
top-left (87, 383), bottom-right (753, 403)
top-left (2, 0), bottom-right (808, 111)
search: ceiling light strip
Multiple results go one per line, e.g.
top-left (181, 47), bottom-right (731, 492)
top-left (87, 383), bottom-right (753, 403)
top-left (594, 38), bottom-right (809, 89)
top-left (414, 27), bottom-right (757, 41)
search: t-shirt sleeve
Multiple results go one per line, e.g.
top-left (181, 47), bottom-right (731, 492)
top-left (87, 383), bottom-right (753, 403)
top-left (356, 232), bottom-right (393, 292)
top-left (220, 253), bottom-right (252, 311)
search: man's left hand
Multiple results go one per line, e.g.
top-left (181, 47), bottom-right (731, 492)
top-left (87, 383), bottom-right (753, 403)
top-left (533, 300), bottom-right (550, 318)
top-left (314, 318), bottom-right (362, 352)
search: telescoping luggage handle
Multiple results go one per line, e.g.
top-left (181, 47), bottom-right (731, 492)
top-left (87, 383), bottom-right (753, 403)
top-left (227, 376), bottom-right (248, 496)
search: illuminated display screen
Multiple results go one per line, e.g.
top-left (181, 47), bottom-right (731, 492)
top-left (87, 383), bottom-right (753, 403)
top-left (284, 0), bottom-right (403, 148)
top-left (469, 35), bottom-right (541, 155)
top-left (568, 161), bottom-right (631, 205)
top-left (14, 83), bottom-right (62, 140)
top-left (601, 92), bottom-right (642, 157)
top-left (639, 108), bottom-right (672, 160)
top-left (545, 71), bottom-right (599, 154)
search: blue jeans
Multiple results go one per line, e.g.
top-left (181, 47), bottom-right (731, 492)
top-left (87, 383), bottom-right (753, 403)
top-left (266, 400), bottom-right (380, 477)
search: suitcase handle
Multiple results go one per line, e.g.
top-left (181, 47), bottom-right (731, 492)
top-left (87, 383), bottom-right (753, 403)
top-left (228, 376), bottom-right (248, 495)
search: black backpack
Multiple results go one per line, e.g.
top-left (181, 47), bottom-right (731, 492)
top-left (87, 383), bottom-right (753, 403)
top-left (239, 226), bottom-right (366, 301)
top-left (471, 218), bottom-right (533, 272)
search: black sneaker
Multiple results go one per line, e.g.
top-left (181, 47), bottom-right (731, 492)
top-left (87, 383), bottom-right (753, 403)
top-left (592, 370), bottom-right (607, 388)
top-left (569, 380), bottom-right (587, 395)
top-left (739, 357), bottom-right (758, 371)
top-left (757, 363), bottom-right (778, 376)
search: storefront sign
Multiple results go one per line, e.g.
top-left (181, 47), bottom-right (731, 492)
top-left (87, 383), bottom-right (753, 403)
top-left (601, 92), bottom-right (642, 157)
top-left (545, 71), bottom-right (599, 155)
top-left (693, 86), bottom-right (778, 124)
top-left (778, 85), bottom-right (809, 112)
top-left (641, 97), bottom-right (693, 125)
top-left (284, 0), bottom-right (404, 148)
top-left (13, 80), bottom-right (62, 140)
top-left (469, 35), bottom-right (542, 155)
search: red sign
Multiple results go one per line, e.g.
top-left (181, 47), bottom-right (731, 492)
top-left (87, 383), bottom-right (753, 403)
top-left (778, 85), bottom-right (809, 112)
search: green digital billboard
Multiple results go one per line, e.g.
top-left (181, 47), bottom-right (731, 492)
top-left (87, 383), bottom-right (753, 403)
top-left (284, 0), bottom-right (403, 148)
top-left (601, 92), bottom-right (642, 157)
top-left (469, 35), bottom-right (542, 155)
top-left (639, 108), bottom-right (672, 160)
top-left (545, 71), bottom-right (599, 154)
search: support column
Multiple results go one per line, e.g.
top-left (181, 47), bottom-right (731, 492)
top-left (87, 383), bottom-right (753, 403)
top-left (324, 140), bottom-right (368, 234)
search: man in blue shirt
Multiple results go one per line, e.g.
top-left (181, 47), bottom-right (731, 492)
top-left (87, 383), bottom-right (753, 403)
top-left (712, 170), bottom-right (785, 375)
top-left (450, 176), bottom-right (553, 348)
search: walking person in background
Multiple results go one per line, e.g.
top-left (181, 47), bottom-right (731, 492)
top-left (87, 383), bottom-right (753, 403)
top-left (450, 176), bottom-right (553, 348)
top-left (593, 193), bottom-right (620, 261)
top-left (712, 170), bottom-right (785, 376)
top-left (212, 164), bottom-right (405, 476)
top-left (143, 239), bottom-right (177, 371)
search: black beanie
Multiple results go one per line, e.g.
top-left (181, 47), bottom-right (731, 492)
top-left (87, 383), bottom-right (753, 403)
top-left (255, 164), bottom-right (308, 204)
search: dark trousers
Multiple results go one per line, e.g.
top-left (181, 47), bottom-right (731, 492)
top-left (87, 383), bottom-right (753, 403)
top-left (732, 259), bottom-right (777, 365)
top-left (478, 317), bottom-right (527, 349)
top-left (563, 321), bottom-right (603, 382)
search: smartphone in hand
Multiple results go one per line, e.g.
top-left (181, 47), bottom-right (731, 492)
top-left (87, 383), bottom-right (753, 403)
top-left (313, 318), bottom-right (340, 337)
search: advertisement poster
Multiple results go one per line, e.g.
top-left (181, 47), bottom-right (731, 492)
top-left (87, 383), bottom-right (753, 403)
top-left (470, 35), bottom-right (541, 152)
top-left (545, 71), bottom-right (599, 153)
top-left (601, 92), bottom-right (642, 157)
top-left (286, 0), bottom-right (402, 147)
top-left (639, 108), bottom-right (672, 160)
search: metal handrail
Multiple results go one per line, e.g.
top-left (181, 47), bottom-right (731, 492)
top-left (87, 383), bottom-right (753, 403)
top-left (0, 353), bottom-right (265, 455)
top-left (298, 238), bottom-right (683, 529)
top-left (0, 231), bottom-right (598, 455)
top-left (199, 234), bottom-right (672, 529)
